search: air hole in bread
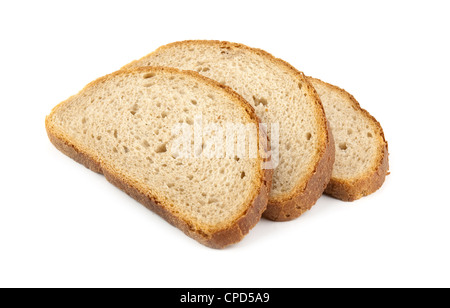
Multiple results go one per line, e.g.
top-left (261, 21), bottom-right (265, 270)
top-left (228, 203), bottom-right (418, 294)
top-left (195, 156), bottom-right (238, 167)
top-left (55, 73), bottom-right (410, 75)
top-left (339, 143), bottom-right (348, 151)
top-left (123, 146), bottom-right (129, 153)
top-left (208, 198), bottom-right (218, 204)
top-left (186, 117), bottom-right (194, 125)
top-left (298, 83), bottom-right (302, 90)
top-left (347, 129), bottom-right (353, 135)
top-left (143, 83), bottom-right (154, 88)
top-left (142, 140), bottom-right (150, 148)
top-left (167, 183), bottom-right (175, 188)
top-left (187, 175), bottom-right (193, 181)
top-left (130, 104), bottom-right (139, 115)
top-left (306, 133), bottom-right (312, 140)
top-left (191, 100), bottom-right (198, 105)
top-left (146, 156), bottom-right (153, 163)
top-left (143, 73), bottom-right (156, 79)
top-left (155, 143), bottom-right (167, 153)
top-left (161, 111), bottom-right (168, 118)
top-left (241, 171), bottom-right (246, 179)
top-left (82, 118), bottom-right (87, 124)
top-left (367, 132), bottom-right (373, 138)
top-left (195, 143), bottom-right (204, 156)
top-left (252, 96), bottom-right (268, 107)
top-left (207, 94), bottom-right (215, 100)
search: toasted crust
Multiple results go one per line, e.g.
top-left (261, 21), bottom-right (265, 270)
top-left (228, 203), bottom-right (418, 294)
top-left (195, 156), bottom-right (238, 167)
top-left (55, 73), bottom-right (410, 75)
top-left (308, 77), bottom-right (389, 201)
top-left (124, 40), bottom-right (334, 221)
top-left (46, 66), bottom-right (273, 249)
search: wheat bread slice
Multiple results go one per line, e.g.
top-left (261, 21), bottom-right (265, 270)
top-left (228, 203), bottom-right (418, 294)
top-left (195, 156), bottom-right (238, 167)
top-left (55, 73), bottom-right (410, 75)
top-left (123, 41), bottom-right (335, 221)
top-left (308, 77), bottom-right (389, 201)
top-left (45, 67), bottom-right (272, 248)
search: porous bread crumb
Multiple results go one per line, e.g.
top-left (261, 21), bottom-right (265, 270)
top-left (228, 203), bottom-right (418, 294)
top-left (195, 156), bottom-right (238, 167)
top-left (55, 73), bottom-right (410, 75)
top-left (47, 68), bottom-right (267, 235)
top-left (124, 41), bottom-right (332, 215)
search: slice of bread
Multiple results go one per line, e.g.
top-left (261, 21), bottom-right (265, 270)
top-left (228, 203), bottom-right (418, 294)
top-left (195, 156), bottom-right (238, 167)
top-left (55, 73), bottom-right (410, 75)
top-left (123, 41), bottom-right (335, 221)
top-left (45, 67), bottom-right (272, 248)
top-left (308, 77), bottom-right (389, 201)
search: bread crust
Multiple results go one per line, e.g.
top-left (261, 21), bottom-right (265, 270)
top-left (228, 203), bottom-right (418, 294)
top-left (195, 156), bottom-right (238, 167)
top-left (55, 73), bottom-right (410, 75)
top-left (263, 120), bottom-right (335, 221)
top-left (308, 77), bottom-right (389, 201)
top-left (46, 66), bottom-right (273, 249)
top-left (124, 41), bottom-right (335, 221)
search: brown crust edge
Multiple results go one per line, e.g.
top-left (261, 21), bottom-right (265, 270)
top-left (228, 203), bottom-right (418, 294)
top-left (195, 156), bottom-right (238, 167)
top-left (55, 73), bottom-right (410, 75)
top-left (45, 66), bottom-right (273, 249)
top-left (124, 41), bottom-right (335, 222)
top-left (263, 120), bottom-right (335, 221)
top-left (308, 77), bottom-right (390, 201)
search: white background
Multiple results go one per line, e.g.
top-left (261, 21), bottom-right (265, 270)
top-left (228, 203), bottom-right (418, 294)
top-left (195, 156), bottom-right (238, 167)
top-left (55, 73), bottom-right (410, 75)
top-left (1, 0), bottom-right (449, 288)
